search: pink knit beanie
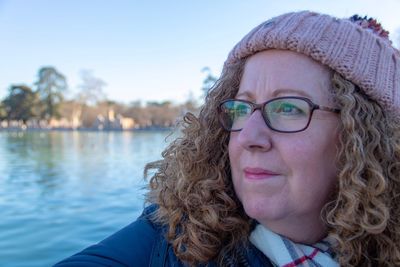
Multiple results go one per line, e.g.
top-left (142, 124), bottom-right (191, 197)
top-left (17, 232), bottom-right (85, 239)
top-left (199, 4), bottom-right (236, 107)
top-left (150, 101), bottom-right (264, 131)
top-left (225, 11), bottom-right (400, 117)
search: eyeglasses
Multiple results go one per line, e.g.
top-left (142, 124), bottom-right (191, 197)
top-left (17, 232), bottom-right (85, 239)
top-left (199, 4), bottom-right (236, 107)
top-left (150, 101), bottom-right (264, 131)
top-left (217, 96), bottom-right (340, 133)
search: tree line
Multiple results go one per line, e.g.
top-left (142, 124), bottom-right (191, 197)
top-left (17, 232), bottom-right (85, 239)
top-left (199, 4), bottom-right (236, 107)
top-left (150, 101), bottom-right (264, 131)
top-left (0, 66), bottom-right (217, 130)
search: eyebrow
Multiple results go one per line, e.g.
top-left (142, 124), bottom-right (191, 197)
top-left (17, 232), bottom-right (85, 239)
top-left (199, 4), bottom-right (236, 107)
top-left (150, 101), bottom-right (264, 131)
top-left (235, 91), bottom-right (254, 100)
top-left (236, 88), bottom-right (313, 100)
top-left (271, 88), bottom-right (312, 98)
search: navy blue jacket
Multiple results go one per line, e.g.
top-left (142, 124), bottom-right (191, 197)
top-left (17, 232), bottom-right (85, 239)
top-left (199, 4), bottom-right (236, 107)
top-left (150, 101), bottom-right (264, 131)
top-left (54, 205), bottom-right (273, 266)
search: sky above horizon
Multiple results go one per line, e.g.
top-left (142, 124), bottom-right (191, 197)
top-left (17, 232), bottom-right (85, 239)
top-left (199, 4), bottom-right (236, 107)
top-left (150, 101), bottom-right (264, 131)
top-left (1, 0), bottom-right (399, 105)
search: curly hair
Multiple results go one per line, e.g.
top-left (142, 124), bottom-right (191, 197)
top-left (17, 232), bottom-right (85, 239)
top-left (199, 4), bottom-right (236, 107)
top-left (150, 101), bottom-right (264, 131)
top-left (324, 74), bottom-right (400, 266)
top-left (145, 58), bottom-right (400, 266)
top-left (145, 60), bottom-right (248, 265)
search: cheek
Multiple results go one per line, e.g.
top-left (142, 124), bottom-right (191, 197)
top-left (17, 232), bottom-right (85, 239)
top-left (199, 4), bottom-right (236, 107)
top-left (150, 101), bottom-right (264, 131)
top-left (289, 134), bottom-right (339, 190)
top-left (283, 130), bottom-right (338, 176)
top-left (293, 126), bottom-right (339, 160)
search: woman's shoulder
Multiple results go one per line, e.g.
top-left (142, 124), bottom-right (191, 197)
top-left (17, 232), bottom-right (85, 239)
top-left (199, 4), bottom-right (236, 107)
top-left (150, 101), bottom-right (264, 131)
top-left (54, 204), bottom-right (166, 267)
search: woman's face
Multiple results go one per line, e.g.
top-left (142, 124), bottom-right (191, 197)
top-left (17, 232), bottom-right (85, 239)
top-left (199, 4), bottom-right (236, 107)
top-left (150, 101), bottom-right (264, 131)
top-left (228, 50), bottom-right (340, 242)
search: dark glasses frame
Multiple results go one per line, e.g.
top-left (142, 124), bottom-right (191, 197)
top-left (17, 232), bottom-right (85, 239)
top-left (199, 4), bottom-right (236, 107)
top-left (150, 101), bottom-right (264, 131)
top-left (217, 96), bottom-right (340, 133)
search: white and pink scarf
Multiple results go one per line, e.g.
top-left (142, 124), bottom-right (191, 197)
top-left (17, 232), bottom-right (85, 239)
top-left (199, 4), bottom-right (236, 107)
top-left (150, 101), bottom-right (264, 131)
top-left (250, 224), bottom-right (339, 267)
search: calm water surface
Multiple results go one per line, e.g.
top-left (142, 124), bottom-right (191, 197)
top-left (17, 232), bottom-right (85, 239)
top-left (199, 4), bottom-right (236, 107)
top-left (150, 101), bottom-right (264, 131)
top-left (0, 130), bottom-right (173, 267)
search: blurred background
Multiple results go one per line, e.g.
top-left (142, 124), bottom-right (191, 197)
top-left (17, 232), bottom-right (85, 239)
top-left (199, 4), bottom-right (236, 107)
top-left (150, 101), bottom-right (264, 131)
top-left (0, 0), bottom-right (399, 266)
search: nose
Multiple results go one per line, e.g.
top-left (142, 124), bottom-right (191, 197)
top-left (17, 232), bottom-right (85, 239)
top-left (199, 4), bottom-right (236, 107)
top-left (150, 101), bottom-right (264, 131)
top-left (235, 109), bottom-right (273, 151)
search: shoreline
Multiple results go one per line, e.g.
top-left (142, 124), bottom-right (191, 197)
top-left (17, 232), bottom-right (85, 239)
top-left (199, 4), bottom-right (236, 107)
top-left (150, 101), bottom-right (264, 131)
top-left (0, 126), bottom-right (174, 132)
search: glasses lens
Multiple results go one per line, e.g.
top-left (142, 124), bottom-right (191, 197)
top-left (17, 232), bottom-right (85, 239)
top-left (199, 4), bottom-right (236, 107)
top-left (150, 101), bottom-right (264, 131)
top-left (265, 98), bottom-right (311, 132)
top-left (219, 100), bottom-right (251, 130)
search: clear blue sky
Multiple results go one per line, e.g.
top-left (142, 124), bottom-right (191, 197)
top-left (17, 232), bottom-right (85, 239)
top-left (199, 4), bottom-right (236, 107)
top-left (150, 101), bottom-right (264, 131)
top-left (1, 0), bottom-right (399, 105)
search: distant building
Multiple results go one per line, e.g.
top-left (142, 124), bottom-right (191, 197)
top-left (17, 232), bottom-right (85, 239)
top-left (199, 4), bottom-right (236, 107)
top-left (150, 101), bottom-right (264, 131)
top-left (92, 108), bottom-right (135, 130)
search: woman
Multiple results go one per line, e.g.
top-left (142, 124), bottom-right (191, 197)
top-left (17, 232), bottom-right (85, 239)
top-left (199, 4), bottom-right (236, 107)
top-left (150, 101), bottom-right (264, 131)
top-left (56, 11), bottom-right (400, 266)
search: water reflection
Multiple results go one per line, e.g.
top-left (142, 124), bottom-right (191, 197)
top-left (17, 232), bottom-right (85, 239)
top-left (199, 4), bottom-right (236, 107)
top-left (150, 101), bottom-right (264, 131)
top-left (0, 130), bottom-right (172, 266)
top-left (3, 131), bottom-right (66, 191)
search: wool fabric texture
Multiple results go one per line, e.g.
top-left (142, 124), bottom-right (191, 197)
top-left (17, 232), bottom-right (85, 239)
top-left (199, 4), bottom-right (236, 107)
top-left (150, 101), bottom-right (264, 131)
top-left (225, 11), bottom-right (400, 117)
top-left (250, 224), bottom-right (339, 267)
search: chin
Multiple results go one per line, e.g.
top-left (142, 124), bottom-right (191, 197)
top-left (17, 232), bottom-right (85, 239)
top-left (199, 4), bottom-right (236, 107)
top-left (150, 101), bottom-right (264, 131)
top-left (241, 196), bottom-right (285, 223)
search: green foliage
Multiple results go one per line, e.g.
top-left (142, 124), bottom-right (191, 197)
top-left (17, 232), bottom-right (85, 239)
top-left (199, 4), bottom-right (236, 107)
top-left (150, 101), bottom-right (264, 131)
top-left (35, 66), bottom-right (67, 120)
top-left (0, 64), bottom-right (206, 128)
top-left (0, 102), bottom-right (6, 120)
top-left (146, 100), bottom-right (172, 107)
top-left (2, 85), bottom-right (40, 122)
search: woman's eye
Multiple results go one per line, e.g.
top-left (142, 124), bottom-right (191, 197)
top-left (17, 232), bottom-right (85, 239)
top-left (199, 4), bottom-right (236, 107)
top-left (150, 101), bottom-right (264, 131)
top-left (233, 104), bottom-right (250, 116)
top-left (276, 103), bottom-right (302, 114)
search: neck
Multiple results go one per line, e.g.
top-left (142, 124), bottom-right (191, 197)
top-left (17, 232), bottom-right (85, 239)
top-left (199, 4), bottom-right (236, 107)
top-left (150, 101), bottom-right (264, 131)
top-left (261, 216), bottom-right (328, 244)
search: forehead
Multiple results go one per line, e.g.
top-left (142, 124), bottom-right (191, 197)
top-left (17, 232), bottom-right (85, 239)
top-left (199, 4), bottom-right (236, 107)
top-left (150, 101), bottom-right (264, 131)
top-left (238, 50), bottom-right (333, 103)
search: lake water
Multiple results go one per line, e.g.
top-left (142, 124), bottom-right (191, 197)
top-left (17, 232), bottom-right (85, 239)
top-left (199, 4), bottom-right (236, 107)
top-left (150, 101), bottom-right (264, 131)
top-left (0, 130), bottom-right (174, 267)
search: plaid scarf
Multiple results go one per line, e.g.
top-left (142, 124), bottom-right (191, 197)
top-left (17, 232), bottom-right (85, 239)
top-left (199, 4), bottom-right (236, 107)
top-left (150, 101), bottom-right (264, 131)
top-left (249, 224), bottom-right (339, 267)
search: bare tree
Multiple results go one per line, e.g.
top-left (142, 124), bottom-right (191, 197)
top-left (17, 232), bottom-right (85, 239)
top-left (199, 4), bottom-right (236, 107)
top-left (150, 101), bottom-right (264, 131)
top-left (77, 70), bottom-right (107, 106)
top-left (201, 67), bottom-right (218, 98)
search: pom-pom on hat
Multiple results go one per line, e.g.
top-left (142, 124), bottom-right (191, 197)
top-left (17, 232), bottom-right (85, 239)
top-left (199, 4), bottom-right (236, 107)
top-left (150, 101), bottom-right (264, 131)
top-left (225, 11), bottom-right (400, 117)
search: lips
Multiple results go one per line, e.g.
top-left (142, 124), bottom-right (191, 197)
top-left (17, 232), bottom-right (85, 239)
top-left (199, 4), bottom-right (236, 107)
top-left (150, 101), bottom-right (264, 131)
top-left (243, 167), bottom-right (279, 180)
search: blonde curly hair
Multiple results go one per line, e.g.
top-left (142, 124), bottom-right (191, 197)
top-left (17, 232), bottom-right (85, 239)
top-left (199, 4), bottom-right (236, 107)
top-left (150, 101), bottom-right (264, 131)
top-left (325, 74), bottom-right (400, 266)
top-left (145, 58), bottom-right (400, 266)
